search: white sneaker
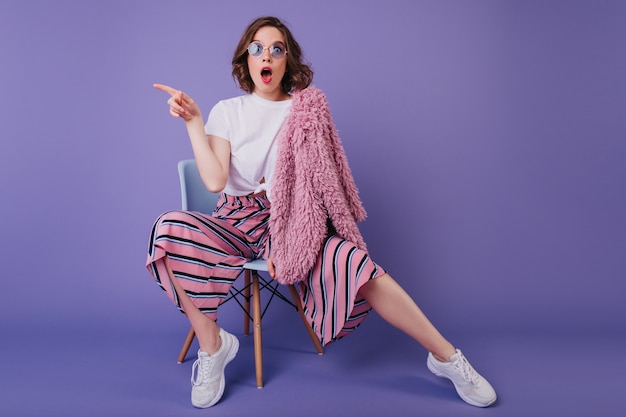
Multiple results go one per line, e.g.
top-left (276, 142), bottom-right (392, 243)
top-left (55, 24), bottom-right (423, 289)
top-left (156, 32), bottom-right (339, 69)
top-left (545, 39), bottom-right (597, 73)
top-left (427, 349), bottom-right (497, 407)
top-left (190, 328), bottom-right (239, 408)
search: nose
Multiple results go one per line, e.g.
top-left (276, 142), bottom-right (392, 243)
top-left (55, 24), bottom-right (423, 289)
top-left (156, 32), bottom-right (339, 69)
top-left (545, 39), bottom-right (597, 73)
top-left (261, 47), bottom-right (272, 62)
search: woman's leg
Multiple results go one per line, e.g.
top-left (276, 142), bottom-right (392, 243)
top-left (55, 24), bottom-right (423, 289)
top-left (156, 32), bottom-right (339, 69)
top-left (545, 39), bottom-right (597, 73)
top-left (164, 257), bottom-right (222, 354)
top-left (358, 273), bottom-right (456, 362)
top-left (147, 201), bottom-right (271, 354)
top-left (359, 273), bottom-right (498, 407)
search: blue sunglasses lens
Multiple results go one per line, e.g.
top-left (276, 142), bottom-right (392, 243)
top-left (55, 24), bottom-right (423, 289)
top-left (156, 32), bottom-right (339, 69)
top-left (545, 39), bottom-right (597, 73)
top-left (248, 42), bottom-right (263, 57)
top-left (269, 44), bottom-right (285, 58)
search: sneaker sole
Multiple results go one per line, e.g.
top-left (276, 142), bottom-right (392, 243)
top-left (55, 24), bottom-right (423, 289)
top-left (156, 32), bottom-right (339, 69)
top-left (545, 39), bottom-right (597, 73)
top-left (193, 336), bottom-right (240, 409)
top-left (427, 355), bottom-right (496, 408)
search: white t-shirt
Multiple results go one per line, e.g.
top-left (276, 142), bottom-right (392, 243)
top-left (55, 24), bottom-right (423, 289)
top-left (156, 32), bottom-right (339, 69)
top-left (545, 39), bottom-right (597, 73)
top-left (204, 93), bottom-right (292, 201)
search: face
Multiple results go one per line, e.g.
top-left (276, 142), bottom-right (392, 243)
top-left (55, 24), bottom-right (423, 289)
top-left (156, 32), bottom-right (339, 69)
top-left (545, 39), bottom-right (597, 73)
top-left (247, 26), bottom-right (289, 101)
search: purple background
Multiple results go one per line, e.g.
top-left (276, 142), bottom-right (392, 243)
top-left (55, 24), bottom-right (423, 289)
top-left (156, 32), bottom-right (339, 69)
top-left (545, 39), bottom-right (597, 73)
top-left (1, 1), bottom-right (625, 416)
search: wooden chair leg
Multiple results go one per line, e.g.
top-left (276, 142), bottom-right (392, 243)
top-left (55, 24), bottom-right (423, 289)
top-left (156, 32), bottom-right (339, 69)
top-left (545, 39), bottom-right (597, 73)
top-left (251, 272), bottom-right (264, 388)
top-left (288, 284), bottom-right (324, 355)
top-left (178, 327), bottom-right (196, 363)
top-left (243, 269), bottom-right (251, 336)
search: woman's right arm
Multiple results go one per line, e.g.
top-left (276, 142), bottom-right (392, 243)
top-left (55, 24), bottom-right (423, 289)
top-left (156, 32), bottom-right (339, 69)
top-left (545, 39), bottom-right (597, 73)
top-left (154, 83), bottom-right (230, 192)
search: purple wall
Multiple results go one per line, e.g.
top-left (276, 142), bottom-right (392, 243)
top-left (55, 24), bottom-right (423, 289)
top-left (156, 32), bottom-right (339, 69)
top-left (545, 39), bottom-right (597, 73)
top-left (1, 0), bottom-right (624, 336)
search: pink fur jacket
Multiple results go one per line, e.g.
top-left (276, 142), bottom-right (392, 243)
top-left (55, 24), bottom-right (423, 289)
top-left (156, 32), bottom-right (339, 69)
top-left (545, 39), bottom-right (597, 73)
top-left (269, 86), bottom-right (367, 284)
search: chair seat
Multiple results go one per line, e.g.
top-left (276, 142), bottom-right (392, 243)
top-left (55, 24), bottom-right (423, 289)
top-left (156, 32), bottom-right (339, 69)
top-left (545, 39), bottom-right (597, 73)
top-left (243, 258), bottom-right (269, 271)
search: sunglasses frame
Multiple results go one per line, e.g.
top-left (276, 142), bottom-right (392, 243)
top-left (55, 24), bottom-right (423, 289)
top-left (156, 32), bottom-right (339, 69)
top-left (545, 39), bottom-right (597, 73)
top-left (247, 41), bottom-right (288, 59)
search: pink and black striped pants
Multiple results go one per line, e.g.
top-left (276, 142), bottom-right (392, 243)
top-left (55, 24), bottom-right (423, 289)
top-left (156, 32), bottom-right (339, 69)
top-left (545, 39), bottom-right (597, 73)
top-left (146, 193), bottom-right (385, 346)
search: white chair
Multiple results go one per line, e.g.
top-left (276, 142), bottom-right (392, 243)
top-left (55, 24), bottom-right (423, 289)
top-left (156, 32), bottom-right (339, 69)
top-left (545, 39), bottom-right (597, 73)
top-left (175, 159), bottom-right (323, 388)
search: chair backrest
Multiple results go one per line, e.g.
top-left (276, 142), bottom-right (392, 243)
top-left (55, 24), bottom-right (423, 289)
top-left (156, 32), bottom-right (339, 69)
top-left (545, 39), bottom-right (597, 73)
top-left (177, 159), bottom-right (220, 213)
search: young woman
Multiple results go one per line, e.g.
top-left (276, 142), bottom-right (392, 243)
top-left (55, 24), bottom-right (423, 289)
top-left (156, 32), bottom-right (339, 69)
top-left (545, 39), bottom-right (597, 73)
top-left (147, 16), bottom-right (497, 409)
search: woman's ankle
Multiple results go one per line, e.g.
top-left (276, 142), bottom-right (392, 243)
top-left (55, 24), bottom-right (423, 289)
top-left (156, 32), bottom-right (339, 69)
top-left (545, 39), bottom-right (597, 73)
top-left (196, 321), bottom-right (222, 355)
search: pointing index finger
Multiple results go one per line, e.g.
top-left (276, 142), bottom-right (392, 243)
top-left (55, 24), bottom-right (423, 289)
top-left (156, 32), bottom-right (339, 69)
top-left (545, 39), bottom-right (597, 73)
top-left (153, 83), bottom-right (180, 96)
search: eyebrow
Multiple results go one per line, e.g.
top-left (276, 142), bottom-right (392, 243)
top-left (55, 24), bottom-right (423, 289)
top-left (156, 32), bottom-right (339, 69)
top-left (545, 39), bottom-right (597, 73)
top-left (251, 39), bottom-right (286, 46)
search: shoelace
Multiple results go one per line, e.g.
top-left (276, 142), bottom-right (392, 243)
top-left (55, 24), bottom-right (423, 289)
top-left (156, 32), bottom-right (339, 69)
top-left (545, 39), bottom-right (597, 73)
top-left (453, 354), bottom-right (480, 384)
top-left (191, 355), bottom-right (215, 386)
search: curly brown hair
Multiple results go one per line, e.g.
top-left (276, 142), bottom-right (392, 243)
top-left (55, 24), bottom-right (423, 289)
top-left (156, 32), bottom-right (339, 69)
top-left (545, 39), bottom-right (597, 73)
top-left (232, 16), bottom-right (313, 95)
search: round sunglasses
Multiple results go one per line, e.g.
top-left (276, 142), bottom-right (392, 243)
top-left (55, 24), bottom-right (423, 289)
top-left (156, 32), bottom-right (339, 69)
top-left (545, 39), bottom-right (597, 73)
top-left (247, 41), bottom-right (288, 59)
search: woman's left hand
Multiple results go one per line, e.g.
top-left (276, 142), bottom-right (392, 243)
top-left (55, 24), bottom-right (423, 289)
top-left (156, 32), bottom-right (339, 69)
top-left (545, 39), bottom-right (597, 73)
top-left (266, 258), bottom-right (276, 279)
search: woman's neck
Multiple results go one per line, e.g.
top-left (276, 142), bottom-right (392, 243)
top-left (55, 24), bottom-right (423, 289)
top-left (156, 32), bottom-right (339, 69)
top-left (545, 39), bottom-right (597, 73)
top-left (254, 89), bottom-right (291, 102)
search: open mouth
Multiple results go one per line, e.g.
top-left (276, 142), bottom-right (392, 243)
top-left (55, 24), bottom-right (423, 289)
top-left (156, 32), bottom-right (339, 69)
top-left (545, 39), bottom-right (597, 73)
top-left (261, 67), bottom-right (272, 83)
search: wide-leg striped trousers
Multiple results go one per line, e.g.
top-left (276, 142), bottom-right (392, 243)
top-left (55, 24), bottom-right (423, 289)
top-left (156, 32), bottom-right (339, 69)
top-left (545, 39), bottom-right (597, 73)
top-left (146, 193), bottom-right (385, 346)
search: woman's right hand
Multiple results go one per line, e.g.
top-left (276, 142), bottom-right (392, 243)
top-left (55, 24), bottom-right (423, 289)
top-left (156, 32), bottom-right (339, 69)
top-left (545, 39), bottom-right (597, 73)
top-left (154, 82), bottom-right (229, 193)
top-left (153, 83), bottom-right (201, 122)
